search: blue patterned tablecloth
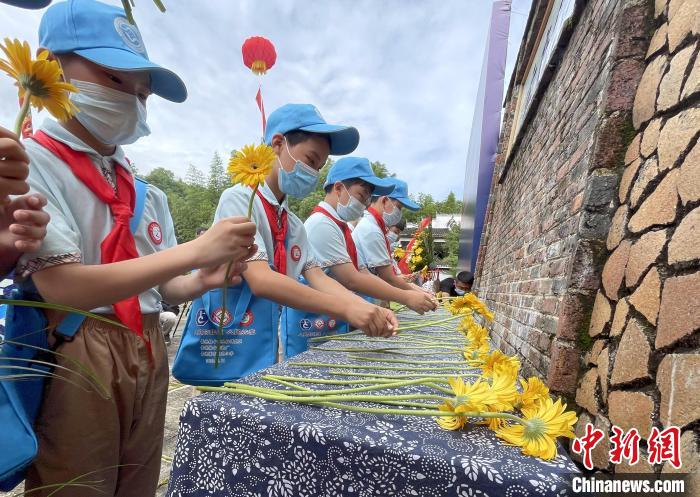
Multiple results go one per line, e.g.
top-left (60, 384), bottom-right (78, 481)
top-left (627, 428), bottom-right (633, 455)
top-left (166, 311), bottom-right (580, 497)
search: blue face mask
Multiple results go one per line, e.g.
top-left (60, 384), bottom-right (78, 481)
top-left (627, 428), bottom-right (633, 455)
top-left (383, 202), bottom-right (403, 227)
top-left (277, 139), bottom-right (320, 198)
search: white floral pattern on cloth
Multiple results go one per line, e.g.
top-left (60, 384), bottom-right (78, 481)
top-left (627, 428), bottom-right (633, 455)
top-left (166, 313), bottom-right (580, 497)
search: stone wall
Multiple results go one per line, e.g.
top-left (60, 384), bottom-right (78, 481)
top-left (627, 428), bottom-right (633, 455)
top-left (476, 0), bottom-right (651, 393)
top-left (572, 0), bottom-right (700, 477)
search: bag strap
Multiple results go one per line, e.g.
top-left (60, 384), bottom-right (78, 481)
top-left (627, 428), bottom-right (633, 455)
top-left (55, 178), bottom-right (149, 339)
top-left (130, 178), bottom-right (148, 233)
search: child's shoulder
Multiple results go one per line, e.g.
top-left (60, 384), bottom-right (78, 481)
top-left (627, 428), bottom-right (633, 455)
top-left (219, 183), bottom-right (253, 202)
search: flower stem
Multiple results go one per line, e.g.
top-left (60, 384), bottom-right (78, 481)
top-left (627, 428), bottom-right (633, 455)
top-left (290, 362), bottom-right (475, 372)
top-left (214, 183), bottom-right (260, 368)
top-left (14, 91), bottom-right (31, 137)
top-left (198, 385), bottom-right (525, 423)
top-left (347, 355), bottom-right (468, 365)
top-left (212, 384), bottom-right (447, 403)
top-left (395, 314), bottom-right (463, 332)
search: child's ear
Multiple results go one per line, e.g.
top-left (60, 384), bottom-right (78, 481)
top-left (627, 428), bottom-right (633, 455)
top-left (270, 133), bottom-right (284, 155)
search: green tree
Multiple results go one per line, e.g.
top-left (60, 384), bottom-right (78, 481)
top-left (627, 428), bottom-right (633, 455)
top-left (185, 164), bottom-right (206, 187)
top-left (207, 152), bottom-right (230, 200)
top-left (370, 161), bottom-right (394, 179)
top-left (444, 222), bottom-right (461, 276)
top-left (144, 167), bottom-right (185, 196)
top-left (438, 191), bottom-right (462, 214)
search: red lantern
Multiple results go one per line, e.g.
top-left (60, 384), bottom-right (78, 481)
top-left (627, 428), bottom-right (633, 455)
top-left (242, 36), bottom-right (277, 75)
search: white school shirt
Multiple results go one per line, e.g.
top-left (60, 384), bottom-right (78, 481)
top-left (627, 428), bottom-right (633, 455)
top-left (304, 201), bottom-right (366, 274)
top-left (17, 119), bottom-right (177, 314)
top-left (352, 211), bottom-right (392, 272)
top-left (214, 182), bottom-right (319, 278)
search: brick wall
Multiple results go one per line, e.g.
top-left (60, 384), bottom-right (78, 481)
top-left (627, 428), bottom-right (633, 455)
top-left (476, 0), bottom-right (650, 392)
top-left (572, 0), bottom-right (700, 477)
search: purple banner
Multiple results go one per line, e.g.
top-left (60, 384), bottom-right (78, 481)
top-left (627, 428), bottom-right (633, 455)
top-left (459, 0), bottom-right (511, 272)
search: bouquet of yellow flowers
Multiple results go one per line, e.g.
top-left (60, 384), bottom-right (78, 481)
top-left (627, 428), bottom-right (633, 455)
top-left (408, 229), bottom-right (433, 272)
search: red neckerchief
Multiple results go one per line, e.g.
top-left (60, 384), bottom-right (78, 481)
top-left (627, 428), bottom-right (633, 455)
top-left (256, 189), bottom-right (288, 274)
top-left (367, 206), bottom-right (392, 257)
top-left (32, 131), bottom-right (150, 360)
top-left (312, 205), bottom-right (359, 270)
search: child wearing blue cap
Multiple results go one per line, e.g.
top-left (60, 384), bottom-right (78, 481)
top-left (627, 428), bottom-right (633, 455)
top-left (211, 104), bottom-right (397, 342)
top-left (15, 1), bottom-right (257, 495)
top-left (304, 157), bottom-right (436, 314)
top-left (353, 178), bottom-right (426, 292)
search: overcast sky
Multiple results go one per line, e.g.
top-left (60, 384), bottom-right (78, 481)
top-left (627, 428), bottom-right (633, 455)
top-left (1, 0), bottom-right (530, 200)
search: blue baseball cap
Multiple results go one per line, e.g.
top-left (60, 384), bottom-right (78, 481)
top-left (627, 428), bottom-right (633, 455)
top-left (386, 178), bottom-right (420, 211)
top-left (39, 0), bottom-right (187, 102)
top-left (324, 157), bottom-right (395, 196)
top-left (265, 103), bottom-right (360, 155)
top-left (1, 0), bottom-right (51, 8)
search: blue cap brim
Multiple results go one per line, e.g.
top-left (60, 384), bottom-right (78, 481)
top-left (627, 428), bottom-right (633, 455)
top-left (75, 47), bottom-right (187, 103)
top-left (298, 123), bottom-right (359, 155)
top-left (394, 196), bottom-right (420, 211)
top-left (359, 176), bottom-right (394, 196)
top-left (1, 0), bottom-right (50, 8)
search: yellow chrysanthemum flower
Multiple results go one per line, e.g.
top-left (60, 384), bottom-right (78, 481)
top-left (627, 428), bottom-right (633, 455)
top-left (436, 400), bottom-right (467, 431)
top-left (450, 296), bottom-right (478, 316)
top-left (414, 246), bottom-right (424, 255)
top-left (393, 247), bottom-right (405, 260)
top-left (435, 377), bottom-right (495, 431)
top-left (479, 350), bottom-right (521, 382)
top-left (517, 377), bottom-right (550, 410)
top-left (0, 38), bottom-right (78, 125)
top-left (463, 342), bottom-right (490, 362)
top-left (486, 371), bottom-right (519, 412)
top-left (228, 143), bottom-right (276, 189)
top-left (454, 293), bottom-right (494, 322)
top-left (495, 398), bottom-right (577, 460)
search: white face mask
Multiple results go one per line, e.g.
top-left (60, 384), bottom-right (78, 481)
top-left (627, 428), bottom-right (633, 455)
top-left (382, 202), bottom-right (403, 227)
top-left (69, 79), bottom-right (150, 146)
top-left (454, 288), bottom-right (466, 296)
top-left (336, 185), bottom-right (366, 222)
top-left (387, 231), bottom-right (400, 244)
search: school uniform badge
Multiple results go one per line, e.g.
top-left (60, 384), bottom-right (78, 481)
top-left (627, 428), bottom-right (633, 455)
top-left (211, 307), bottom-right (233, 327)
top-left (240, 310), bottom-right (254, 327)
top-left (148, 221), bottom-right (163, 245)
top-left (291, 245), bottom-right (302, 262)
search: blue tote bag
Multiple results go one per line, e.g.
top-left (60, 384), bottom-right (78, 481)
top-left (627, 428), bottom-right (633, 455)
top-left (173, 282), bottom-right (280, 386)
top-left (280, 277), bottom-right (349, 359)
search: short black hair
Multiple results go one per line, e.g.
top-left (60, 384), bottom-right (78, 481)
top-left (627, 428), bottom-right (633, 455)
top-left (439, 277), bottom-right (455, 293)
top-left (323, 178), bottom-right (368, 194)
top-left (456, 271), bottom-right (474, 285)
top-left (284, 130), bottom-right (331, 148)
top-left (393, 218), bottom-right (407, 231)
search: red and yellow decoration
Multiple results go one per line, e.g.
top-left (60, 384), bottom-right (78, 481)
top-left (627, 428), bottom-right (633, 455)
top-left (242, 36), bottom-right (277, 75)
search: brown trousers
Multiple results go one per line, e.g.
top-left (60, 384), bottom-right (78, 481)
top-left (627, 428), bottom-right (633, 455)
top-left (24, 314), bottom-right (169, 497)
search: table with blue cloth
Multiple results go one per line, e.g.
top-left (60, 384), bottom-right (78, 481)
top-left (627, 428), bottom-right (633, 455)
top-left (166, 310), bottom-right (580, 497)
